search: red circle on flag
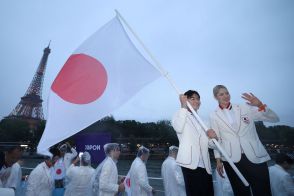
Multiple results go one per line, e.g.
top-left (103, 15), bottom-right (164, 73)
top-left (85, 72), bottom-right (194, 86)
top-left (52, 54), bottom-right (108, 104)
top-left (56, 169), bottom-right (62, 175)
top-left (126, 178), bottom-right (131, 187)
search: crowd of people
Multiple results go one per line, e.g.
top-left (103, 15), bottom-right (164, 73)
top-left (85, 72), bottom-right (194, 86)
top-left (1, 85), bottom-right (294, 196)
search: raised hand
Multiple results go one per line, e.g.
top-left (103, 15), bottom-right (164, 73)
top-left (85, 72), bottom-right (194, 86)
top-left (206, 129), bottom-right (218, 140)
top-left (241, 93), bottom-right (263, 107)
top-left (118, 182), bottom-right (125, 192)
top-left (179, 94), bottom-right (188, 108)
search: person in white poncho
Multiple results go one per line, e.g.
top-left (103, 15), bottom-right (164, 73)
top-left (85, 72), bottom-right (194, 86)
top-left (53, 142), bottom-right (77, 188)
top-left (0, 145), bottom-right (22, 196)
top-left (161, 146), bottom-right (186, 196)
top-left (129, 146), bottom-right (154, 196)
top-left (26, 155), bottom-right (59, 196)
top-left (92, 143), bottom-right (124, 196)
top-left (269, 153), bottom-right (294, 196)
top-left (213, 168), bottom-right (233, 196)
top-left (64, 151), bottom-right (95, 196)
top-left (4, 162), bottom-right (22, 196)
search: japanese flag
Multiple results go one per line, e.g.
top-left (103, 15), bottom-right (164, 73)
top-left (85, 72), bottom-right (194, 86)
top-left (37, 15), bottom-right (161, 155)
top-left (123, 171), bottom-right (131, 196)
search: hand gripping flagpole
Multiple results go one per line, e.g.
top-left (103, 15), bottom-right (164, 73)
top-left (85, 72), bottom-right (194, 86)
top-left (115, 10), bottom-right (249, 187)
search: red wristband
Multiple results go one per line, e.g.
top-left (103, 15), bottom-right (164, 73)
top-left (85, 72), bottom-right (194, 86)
top-left (258, 104), bottom-right (267, 112)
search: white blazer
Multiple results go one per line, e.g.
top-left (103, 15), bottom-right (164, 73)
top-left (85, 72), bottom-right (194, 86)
top-left (210, 104), bottom-right (279, 163)
top-left (269, 164), bottom-right (294, 196)
top-left (172, 108), bottom-right (213, 174)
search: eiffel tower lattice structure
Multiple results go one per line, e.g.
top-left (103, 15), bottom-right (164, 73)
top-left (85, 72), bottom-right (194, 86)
top-left (6, 43), bottom-right (51, 124)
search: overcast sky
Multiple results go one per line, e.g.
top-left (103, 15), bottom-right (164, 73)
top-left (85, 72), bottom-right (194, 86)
top-left (1, 0), bottom-right (293, 127)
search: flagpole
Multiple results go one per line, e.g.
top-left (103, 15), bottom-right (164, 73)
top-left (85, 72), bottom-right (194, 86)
top-left (115, 10), bottom-right (249, 187)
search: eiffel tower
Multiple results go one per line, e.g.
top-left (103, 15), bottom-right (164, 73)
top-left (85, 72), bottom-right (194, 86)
top-left (6, 43), bottom-right (51, 127)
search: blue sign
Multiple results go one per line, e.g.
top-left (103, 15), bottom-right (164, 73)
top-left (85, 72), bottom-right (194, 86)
top-left (74, 132), bottom-right (111, 164)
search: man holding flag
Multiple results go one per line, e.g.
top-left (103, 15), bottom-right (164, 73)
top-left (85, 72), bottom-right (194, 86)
top-left (172, 90), bottom-right (218, 196)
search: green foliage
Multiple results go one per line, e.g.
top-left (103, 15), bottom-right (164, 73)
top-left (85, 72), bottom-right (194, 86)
top-left (255, 121), bottom-right (294, 145)
top-left (0, 119), bottom-right (31, 142)
top-left (78, 116), bottom-right (179, 147)
top-left (0, 119), bottom-right (45, 150)
top-left (1, 117), bottom-right (292, 151)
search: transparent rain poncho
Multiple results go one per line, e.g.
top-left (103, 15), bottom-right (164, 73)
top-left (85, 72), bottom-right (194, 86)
top-left (168, 145), bottom-right (179, 155)
top-left (91, 143), bottom-right (120, 195)
top-left (129, 146), bottom-right (152, 196)
top-left (64, 151), bottom-right (95, 196)
top-left (80, 152), bottom-right (91, 166)
top-left (161, 146), bottom-right (186, 196)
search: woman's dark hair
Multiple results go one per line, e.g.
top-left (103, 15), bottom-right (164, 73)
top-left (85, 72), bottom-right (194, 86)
top-left (184, 90), bottom-right (200, 99)
top-left (50, 147), bottom-right (61, 157)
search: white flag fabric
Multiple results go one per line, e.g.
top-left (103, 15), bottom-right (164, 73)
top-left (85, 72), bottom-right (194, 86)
top-left (37, 15), bottom-right (161, 155)
top-left (123, 171), bottom-right (131, 196)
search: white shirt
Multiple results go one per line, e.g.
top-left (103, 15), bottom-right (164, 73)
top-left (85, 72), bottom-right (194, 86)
top-left (4, 162), bottom-right (22, 196)
top-left (130, 157), bottom-right (153, 196)
top-left (0, 163), bottom-right (19, 196)
top-left (26, 162), bottom-right (54, 196)
top-left (222, 108), bottom-right (238, 131)
top-left (222, 108), bottom-right (243, 153)
top-left (0, 165), bottom-right (12, 187)
top-left (269, 164), bottom-right (294, 196)
top-left (64, 164), bottom-right (95, 196)
top-left (161, 156), bottom-right (186, 196)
